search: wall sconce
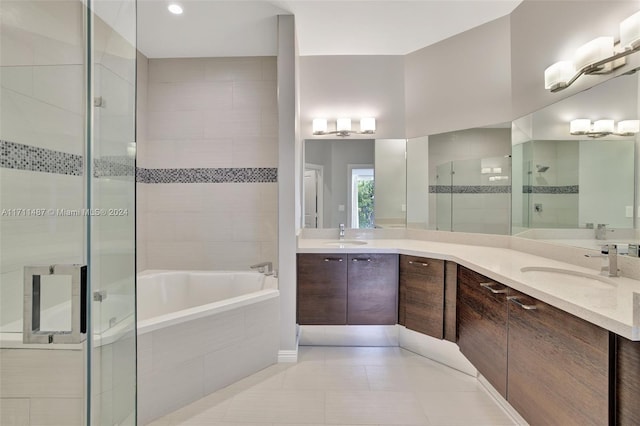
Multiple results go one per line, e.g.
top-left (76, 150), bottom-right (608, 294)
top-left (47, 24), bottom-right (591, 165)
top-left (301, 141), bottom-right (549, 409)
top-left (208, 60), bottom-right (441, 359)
top-left (312, 117), bottom-right (376, 136)
top-left (569, 118), bottom-right (639, 137)
top-left (545, 11), bottom-right (640, 92)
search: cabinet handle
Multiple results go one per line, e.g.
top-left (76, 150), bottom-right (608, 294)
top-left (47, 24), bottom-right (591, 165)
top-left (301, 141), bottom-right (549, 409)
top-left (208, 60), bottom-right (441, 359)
top-left (408, 260), bottom-right (429, 267)
top-left (480, 282), bottom-right (508, 294)
top-left (324, 258), bottom-right (344, 262)
top-left (507, 296), bottom-right (537, 310)
top-left (352, 258), bottom-right (371, 262)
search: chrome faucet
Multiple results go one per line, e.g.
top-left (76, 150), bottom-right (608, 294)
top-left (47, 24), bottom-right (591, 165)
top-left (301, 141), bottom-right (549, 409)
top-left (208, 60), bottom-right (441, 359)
top-left (595, 223), bottom-right (613, 240)
top-left (339, 223), bottom-right (345, 240)
top-left (250, 261), bottom-right (273, 275)
top-left (585, 244), bottom-right (619, 277)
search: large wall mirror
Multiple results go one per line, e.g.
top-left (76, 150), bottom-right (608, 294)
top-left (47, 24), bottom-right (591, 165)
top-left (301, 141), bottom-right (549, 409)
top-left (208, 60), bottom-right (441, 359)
top-left (303, 72), bottom-right (639, 248)
top-left (512, 72), bottom-right (639, 249)
top-left (406, 125), bottom-right (512, 233)
top-left (304, 138), bottom-right (407, 229)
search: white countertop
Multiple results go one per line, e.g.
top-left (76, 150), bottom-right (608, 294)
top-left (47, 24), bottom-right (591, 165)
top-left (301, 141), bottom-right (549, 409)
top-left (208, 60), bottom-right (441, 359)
top-left (297, 238), bottom-right (640, 341)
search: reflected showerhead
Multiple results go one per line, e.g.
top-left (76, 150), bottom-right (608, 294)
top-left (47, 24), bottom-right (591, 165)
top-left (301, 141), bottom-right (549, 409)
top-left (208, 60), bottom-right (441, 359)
top-left (536, 164), bottom-right (550, 173)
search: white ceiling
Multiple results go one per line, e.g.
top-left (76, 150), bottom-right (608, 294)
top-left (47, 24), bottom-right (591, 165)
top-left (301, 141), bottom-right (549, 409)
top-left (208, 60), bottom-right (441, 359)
top-left (137, 0), bottom-right (522, 58)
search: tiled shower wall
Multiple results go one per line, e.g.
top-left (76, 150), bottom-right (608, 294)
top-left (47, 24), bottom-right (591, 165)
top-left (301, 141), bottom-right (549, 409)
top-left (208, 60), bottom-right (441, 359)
top-left (137, 57), bottom-right (278, 271)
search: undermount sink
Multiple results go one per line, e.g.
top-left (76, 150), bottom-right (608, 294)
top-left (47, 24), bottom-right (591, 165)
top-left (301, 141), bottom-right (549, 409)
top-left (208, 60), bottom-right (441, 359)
top-left (323, 240), bottom-right (368, 247)
top-left (520, 266), bottom-right (617, 288)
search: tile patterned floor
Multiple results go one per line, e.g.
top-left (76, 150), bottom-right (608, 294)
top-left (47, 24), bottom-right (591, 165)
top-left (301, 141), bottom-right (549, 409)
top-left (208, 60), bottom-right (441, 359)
top-left (147, 346), bottom-right (518, 426)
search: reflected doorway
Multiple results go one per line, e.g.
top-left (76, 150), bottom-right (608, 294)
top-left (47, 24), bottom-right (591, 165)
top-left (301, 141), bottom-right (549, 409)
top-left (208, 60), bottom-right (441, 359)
top-left (304, 164), bottom-right (324, 228)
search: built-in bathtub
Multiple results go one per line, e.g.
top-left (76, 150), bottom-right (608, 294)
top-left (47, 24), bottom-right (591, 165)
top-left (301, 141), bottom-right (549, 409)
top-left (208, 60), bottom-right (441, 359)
top-left (136, 270), bottom-right (280, 424)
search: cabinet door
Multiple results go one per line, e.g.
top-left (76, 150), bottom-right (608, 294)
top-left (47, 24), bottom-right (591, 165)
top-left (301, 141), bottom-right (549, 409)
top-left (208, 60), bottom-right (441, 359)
top-left (617, 335), bottom-right (640, 425)
top-left (347, 254), bottom-right (398, 325)
top-left (296, 253), bottom-right (347, 325)
top-left (443, 261), bottom-right (457, 342)
top-left (457, 265), bottom-right (508, 397)
top-left (399, 255), bottom-right (445, 338)
top-left (507, 289), bottom-right (609, 426)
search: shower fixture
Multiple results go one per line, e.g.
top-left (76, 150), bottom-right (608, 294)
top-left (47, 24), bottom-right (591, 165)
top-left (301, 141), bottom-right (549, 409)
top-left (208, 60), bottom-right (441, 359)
top-left (536, 165), bottom-right (550, 173)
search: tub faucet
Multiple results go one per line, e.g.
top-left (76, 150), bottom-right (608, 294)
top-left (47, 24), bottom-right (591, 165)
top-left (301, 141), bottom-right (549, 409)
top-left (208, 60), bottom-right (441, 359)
top-left (250, 261), bottom-right (273, 275)
top-left (585, 244), bottom-right (619, 277)
top-left (339, 223), bottom-right (345, 240)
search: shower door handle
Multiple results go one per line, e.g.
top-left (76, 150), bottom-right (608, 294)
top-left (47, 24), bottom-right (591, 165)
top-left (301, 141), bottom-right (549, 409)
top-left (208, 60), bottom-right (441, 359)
top-left (23, 264), bottom-right (87, 344)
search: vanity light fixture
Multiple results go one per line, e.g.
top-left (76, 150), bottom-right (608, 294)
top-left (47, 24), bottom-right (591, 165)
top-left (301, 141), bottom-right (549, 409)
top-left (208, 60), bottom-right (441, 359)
top-left (569, 118), bottom-right (640, 137)
top-left (545, 11), bottom-right (640, 92)
top-left (312, 117), bottom-right (376, 136)
top-left (168, 3), bottom-right (183, 14)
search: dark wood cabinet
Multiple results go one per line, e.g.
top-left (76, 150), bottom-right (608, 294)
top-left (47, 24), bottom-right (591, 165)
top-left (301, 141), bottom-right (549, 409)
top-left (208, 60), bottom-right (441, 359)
top-left (457, 265), bottom-right (509, 397)
top-left (443, 261), bottom-right (457, 343)
top-left (399, 255), bottom-right (445, 338)
top-left (347, 254), bottom-right (398, 325)
top-left (296, 253), bottom-right (347, 325)
top-left (507, 288), bottom-right (609, 426)
top-left (616, 335), bottom-right (640, 425)
top-left (297, 253), bottom-right (398, 326)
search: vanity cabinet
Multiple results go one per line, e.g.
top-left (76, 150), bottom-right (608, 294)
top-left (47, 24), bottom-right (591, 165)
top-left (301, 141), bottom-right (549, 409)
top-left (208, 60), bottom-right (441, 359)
top-left (399, 255), bottom-right (445, 338)
top-left (443, 261), bottom-right (457, 342)
top-left (296, 253), bottom-right (347, 325)
top-left (296, 253), bottom-right (398, 326)
top-left (456, 265), bottom-right (509, 397)
top-left (347, 254), bottom-right (398, 325)
top-left (616, 336), bottom-right (640, 425)
top-left (507, 288), bottom-right (609, 426)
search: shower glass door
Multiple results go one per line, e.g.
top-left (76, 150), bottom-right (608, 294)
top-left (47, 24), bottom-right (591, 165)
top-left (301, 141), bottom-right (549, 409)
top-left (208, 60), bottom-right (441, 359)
top-left (435, 162), bottom-right (453, 231)
top-left (0, 1), bottom-right (136, 424)
top-left (89, 0), bottom-right (137, 424)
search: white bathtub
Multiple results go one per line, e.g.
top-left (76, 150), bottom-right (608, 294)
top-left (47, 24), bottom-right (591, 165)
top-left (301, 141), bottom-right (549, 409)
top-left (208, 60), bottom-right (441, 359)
top-left (136, 270), bottom-right (280, 424)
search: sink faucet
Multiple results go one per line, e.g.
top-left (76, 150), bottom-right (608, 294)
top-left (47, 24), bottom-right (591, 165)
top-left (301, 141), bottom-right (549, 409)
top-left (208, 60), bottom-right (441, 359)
top-left (595, 223), bottom-right (613, 240)
top-left (250, 261), bottom-right (273, 275)
top-left (585, 244), bottom-right (619, 277)
top-left (339, 223), bottom-right (345, 240)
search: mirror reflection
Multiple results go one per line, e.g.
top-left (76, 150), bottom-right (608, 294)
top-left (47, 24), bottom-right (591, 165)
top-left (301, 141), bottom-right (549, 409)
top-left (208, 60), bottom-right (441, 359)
top-left (406, 125), bottom-right (512, 233)
top-left (511, 72), bottom-right (638, 249)
top-left (303, 138), bottom-right (407, 229)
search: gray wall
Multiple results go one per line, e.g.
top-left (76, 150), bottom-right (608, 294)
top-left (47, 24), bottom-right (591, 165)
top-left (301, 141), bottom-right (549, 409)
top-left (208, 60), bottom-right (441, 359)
top-left (299, 55), bottom-right (405, 139)
top-left (405, 16), bottom-right (512, 138)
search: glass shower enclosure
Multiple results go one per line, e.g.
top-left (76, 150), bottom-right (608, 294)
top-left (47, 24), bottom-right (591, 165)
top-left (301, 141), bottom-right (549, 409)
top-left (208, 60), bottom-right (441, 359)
top-left (0, 1), bottom-right (136, 424)
top-left (435, 156), bottom-right (512, 234)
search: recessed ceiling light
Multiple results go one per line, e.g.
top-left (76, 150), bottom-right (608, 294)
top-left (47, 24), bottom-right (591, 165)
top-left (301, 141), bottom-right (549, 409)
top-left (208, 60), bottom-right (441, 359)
top-left (168, 3), bottom-right (183, 15)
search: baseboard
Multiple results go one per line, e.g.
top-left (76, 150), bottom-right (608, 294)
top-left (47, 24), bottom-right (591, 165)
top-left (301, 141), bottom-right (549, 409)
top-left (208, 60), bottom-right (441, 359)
top-left (298, 325), bottom-right (399, 346)
top-left (478, 374), bottom-right (529, 426)
top-left (397, 326), bottom-right (477, 376)
top-left (278, 349), bottom-right (298, 363)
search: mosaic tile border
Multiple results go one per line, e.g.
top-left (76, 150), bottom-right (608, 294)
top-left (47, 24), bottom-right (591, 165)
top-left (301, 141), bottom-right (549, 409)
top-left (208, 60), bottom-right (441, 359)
top-left (137, 167), bottom-right (278, 184)
top-left (1, 140), bottom-right (83, 176)
top-left (0, 141), bottom-right (278, 183)
top-left (94, 156), bottom-right (135, 178)
top-left (430, 185), bottom-right (511, 194)
top-left (522, 185), bottom-right (579, 194)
